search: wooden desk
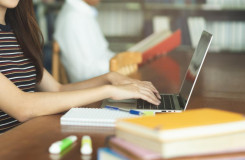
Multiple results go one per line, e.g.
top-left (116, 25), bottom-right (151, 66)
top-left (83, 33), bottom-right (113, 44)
top-left (0, 51), bottom-right (245, 160)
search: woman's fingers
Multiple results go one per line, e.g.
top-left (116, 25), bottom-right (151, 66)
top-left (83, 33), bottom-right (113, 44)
top-left (142, 81), bottom-right (161, 99)
top-left (138, 88), bottom-right (160, 105)
top-left (111, 80), bottom-right (161, 105)
top-left (111, 73), bottom-right (161, 100)
top-left (137, 81), bottom-right (161, 100)
top-left (134, 83), bottom-right (160, 105)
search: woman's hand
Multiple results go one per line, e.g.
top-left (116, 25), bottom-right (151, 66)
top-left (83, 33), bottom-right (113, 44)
top-left (108, 82), bottom-right (161, 106)
top-left (107, 72), bottom-right (161, 99)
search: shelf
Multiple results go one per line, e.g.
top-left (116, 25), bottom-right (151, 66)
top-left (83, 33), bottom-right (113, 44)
top-left (33, 1), bottom-right (63, 9)
top-left (98, 2), bottom-right (142, 10)
top-left (143, 3), bottom-right (245, 21)
top-left (144, 3), bottom-right (245, 12)
top-left (101, 0), bottom-right (141, 2)
top-left (34, 0), bottom-right (245, 53)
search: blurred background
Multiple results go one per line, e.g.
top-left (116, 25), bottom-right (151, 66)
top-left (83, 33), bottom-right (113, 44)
top-left (33, 0), bottom-right (245, 73)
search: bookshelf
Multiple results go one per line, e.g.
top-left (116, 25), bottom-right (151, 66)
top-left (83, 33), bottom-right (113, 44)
top-left (33, 0), bottom-right (245, 53)
top-left (96, 0), bottom-right (144, 52)
top-left (142, 1), bottom-right (245, 52)
top-left (98, 0), bottom-right (245, 52)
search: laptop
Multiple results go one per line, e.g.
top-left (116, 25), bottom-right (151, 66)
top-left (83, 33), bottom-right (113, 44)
top-left (102, 30), bottom-right (213, 112)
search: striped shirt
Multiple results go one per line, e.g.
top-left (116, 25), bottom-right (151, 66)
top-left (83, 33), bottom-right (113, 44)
top-left (0, 24), bottom-right (37, 134)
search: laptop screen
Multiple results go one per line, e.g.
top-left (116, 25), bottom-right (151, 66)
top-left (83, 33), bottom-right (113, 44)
top-left (179, 31), bottom-right (213, 110)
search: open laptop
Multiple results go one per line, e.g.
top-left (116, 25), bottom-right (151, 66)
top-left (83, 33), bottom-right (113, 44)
top-left (102, 30), bottom-right (213, 112)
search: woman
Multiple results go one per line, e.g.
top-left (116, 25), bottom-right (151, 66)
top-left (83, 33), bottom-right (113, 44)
top-left (0, 0), bottom-right (160, 134)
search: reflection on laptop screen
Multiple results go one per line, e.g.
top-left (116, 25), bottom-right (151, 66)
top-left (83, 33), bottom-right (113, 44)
top-left (180, 31), bottom-right (213, 109)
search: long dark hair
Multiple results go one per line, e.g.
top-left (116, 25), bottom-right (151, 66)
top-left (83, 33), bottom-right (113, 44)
top-left (5, 0), bottom-right (44, 83)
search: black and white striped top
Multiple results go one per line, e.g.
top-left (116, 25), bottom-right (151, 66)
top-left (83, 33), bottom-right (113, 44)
top-left (0, 24), bottom-right (37, 134)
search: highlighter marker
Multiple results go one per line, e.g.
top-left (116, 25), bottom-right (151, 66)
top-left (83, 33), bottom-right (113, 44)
top-left (49, 135), bottom-right (77, 154)
top-left (81, 135), bottom-right (92, 155)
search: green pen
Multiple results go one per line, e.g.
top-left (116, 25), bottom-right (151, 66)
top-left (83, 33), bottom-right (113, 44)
top-left (49, 135), bottom-right (77, 154)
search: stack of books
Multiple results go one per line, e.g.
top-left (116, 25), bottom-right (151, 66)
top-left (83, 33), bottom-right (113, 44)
top-left (98, 108), bottom-right (245, 160)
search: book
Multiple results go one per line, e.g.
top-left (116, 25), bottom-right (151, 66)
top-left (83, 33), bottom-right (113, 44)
top-left (97, 147), bottom-right (129, 160)
top-left (187, 17), bottom-right (206, 48)
top-left (128, 29), bottom-right (181, 63)
top-left (108, 137), bottom-right (245, 160)
top-left (188, 15), bottom-right (245, 52)
top-left (128, 30), bottom-right (172, 53)
top-left (98, 4), bottom-right (143, 37)
top-left (116, 108), bottom-right (245, 158)
top-left (153, 16), bottom-right (171, 33)
top-left (108, 137), bottom-right (162, 160)
top-left (60, 108), bottom-right (139, 127)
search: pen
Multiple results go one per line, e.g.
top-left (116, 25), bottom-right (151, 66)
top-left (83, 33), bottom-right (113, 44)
top-left (105, 105), bottom-right (143, 115)
top-left (49, 135), bottom-right (77, 154)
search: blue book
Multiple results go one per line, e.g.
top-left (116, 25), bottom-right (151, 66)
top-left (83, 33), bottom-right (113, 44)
top-left (97, 147), bottom-right (129, 160)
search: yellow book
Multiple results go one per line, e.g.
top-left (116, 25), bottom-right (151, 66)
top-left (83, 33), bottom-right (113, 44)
top-left (116, 108), bottom-right (245, 158)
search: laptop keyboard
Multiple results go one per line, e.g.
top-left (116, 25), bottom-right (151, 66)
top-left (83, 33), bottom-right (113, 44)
top-left (137, 95), bottom-right (175, 110)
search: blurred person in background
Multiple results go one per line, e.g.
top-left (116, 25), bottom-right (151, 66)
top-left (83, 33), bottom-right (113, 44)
top-left (54, 0), bottom-right (115, 83)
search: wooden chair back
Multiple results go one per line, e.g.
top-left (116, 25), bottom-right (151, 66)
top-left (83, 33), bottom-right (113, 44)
top-left (52, 41), bottom-right (69, 84)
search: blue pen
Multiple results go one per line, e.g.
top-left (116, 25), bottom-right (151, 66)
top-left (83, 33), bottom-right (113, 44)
top-left (105, 106), bottom-right (119, 110)
top-left (129, 110), bottom-right (143, 115)
top-left (105, 105), bottom-right (143, 115)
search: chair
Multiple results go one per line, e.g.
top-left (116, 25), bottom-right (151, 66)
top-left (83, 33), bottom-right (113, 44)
top-left (52, 41), bottom-right (69, 84)
top-left (110, 52), bottom-right (142, 76)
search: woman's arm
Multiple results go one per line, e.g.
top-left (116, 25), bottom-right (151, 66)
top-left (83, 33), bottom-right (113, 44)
top-left (0, 70), bottom-right (160, 122)
top-left (0, 72), bottom-right (111, 122)
top-left (36, 69), bottom-right (111, 92)
top-left (37, 70), bottom-right (160, 99)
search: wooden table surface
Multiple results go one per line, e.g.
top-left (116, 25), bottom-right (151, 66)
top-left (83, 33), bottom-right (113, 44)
top-left (0, 51), bottom-right (245, 160)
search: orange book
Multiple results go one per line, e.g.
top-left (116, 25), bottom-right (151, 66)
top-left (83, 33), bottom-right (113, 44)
top-left (116, 108), bottom-right (245, 158)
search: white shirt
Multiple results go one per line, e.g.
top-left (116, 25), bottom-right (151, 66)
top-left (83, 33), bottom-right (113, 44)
top-left (54, 0), bottom-right (114, 82)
